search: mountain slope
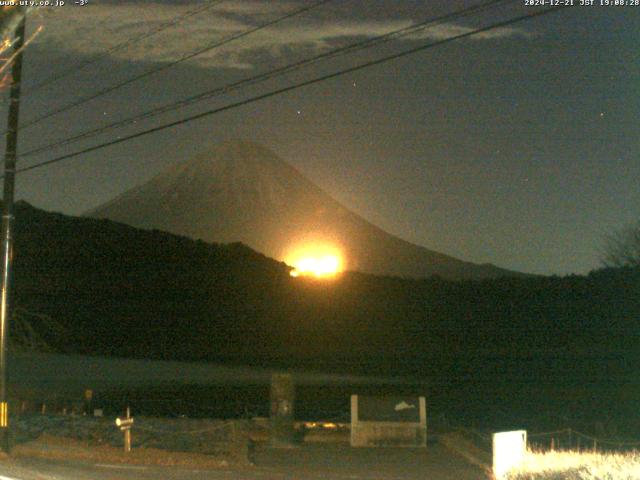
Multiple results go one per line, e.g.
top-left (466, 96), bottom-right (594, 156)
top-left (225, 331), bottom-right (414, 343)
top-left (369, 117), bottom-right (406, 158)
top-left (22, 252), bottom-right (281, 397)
top-left (87, 140), bottom-right (517, 279)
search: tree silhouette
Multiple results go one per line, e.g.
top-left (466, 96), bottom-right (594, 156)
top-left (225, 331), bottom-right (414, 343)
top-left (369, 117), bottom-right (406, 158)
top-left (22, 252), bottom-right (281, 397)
top-left (602, 220), bottom-right (640, 268)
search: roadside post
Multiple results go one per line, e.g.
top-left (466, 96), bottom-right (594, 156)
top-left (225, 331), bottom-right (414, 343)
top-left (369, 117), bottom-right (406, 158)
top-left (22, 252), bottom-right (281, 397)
top-left (493, 430), bottom-right (527, 479)
top-left (115, 406), bottom-right (134, 452)
top-left (83, 389), bottom-right (93, 415)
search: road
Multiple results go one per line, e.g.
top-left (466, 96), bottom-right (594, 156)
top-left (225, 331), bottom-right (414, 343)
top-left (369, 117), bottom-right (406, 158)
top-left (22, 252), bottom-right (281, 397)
top-left (0, 443), bottom-right (488, 480)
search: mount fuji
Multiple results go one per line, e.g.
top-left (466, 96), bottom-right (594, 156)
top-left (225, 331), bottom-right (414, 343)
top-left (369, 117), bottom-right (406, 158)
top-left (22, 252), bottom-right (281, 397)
top-left (87, 140), bottom-right (517, 279)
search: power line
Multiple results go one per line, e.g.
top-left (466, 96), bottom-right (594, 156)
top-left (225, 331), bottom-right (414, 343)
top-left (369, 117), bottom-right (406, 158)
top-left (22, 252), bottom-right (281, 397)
top-left (16, 0), bottom-right (334, 132)
top-left (19, 0), bottom-right (514, 159)
top-left (20, 0), bottom-right (228, 98)
top-left (14, 5), bottom-right (570, 177)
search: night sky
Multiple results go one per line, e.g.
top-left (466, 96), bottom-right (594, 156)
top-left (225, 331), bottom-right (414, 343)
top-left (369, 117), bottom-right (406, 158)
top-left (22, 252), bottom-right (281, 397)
top-left (3, 0), bottom-right (638, 275)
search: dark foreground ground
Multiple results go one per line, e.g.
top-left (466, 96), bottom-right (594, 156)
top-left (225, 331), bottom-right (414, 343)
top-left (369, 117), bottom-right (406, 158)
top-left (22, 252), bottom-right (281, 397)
top-left (0, 443), bottom-right (487, 480)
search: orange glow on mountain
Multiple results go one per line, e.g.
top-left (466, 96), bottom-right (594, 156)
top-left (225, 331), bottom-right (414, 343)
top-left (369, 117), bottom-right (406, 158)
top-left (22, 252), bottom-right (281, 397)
top-left (286, 244), bottom-right (343, 278)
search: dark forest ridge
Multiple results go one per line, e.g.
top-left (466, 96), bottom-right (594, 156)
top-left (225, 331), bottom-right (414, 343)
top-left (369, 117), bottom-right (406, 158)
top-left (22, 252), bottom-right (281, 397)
top-left (11, 200), bottom-right (638, 367)
top-left (9, 200), bottom-right (640, 431)
top-left (86, 140), bottom-right (519, 280)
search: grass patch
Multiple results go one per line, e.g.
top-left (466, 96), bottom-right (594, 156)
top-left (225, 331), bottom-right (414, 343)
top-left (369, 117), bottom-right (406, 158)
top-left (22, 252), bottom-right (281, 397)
top-left (506, 449), bottom-right (640, 479)
top-left (12, 434), bottom-right (244, 468)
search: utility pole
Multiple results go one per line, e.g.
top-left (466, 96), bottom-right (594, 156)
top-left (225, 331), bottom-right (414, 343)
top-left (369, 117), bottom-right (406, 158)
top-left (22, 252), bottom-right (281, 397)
top-left (0, 10), bottom-right (27, 453)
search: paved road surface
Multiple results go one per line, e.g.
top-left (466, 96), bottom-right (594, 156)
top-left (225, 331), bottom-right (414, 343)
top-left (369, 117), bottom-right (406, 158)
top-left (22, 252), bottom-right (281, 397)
top-left (0, 443), bottom-right (488, 480)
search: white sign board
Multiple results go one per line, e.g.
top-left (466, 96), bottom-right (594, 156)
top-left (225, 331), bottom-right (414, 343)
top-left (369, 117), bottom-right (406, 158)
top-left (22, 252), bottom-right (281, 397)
top-left (493, 430), bottom-right (527, 479)
top-left (350, 395), bottom-right (426, 447)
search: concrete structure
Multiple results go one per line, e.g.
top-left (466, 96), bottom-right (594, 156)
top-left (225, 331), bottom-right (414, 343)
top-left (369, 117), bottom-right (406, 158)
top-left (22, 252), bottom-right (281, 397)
top-left (270, 373), bottom-right (295, 447)
top-left (350, 394), bottom-right (426, 447)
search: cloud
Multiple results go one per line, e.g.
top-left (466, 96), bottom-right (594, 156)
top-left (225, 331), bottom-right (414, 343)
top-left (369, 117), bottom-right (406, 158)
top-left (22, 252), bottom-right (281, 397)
top-left (27, 1), bottom-right (532, 70)
top-left (405, 23), bottom-right (534, 41)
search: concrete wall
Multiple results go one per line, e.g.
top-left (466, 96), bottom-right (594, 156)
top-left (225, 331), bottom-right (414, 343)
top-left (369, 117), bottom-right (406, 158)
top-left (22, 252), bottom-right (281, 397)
top-left (350, 395), bottom-right (426, 447)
